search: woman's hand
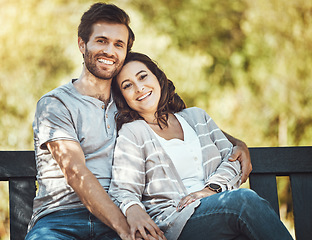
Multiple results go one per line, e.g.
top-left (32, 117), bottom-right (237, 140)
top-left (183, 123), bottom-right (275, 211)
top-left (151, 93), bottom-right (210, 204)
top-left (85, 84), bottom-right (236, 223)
top-left (177, 188), bottom-right (216, 212)
top-left (126, 204), bottom-right (167, 240)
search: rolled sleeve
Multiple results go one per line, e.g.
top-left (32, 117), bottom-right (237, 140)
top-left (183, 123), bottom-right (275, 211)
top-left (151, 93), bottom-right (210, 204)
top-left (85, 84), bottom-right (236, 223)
top-left (33, 96), bottom-right (78, 149)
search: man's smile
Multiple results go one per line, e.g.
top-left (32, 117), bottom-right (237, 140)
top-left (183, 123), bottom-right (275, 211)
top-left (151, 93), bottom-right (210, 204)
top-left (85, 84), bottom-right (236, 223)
top-left (98, 58), bottom-right (114, 65)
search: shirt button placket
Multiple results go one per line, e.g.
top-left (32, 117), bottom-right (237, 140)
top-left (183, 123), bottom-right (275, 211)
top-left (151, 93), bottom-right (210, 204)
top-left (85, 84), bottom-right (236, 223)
top-left (103, 104), bottom-right (111, 131)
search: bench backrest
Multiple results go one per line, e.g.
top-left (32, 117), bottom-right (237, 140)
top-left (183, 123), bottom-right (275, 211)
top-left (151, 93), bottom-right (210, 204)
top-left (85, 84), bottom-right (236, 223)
top-left (0, 151), bottom-right (36, 240)
top-left (249, 146), bottom-right (312, 240)
top-left (0, 147), bottom-right (311, 240)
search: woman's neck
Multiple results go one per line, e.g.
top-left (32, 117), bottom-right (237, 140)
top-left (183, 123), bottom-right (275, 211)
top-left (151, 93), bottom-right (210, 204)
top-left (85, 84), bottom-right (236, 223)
top-left (143, 113), bottom-right (171, 128)
top-left (145, 113), bottom-right (184, 141)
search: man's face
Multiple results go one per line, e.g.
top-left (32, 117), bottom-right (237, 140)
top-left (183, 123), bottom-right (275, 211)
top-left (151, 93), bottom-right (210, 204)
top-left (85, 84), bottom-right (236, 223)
top-left (80, 21), bottom-right (129, 80)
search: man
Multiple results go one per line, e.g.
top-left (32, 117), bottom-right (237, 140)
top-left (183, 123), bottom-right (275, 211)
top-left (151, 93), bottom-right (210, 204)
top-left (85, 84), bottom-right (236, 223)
top-left (26, 2), bottom-right (251, 240)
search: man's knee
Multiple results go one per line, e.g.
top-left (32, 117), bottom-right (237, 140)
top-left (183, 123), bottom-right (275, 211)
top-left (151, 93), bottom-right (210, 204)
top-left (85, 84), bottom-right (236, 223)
top-left (25, 227), bottom-right (68, 240)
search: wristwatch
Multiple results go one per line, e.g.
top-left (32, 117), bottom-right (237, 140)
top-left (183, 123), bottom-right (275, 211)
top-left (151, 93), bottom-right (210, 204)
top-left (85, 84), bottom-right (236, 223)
top-left (207, 183), bottom-right (222, 193)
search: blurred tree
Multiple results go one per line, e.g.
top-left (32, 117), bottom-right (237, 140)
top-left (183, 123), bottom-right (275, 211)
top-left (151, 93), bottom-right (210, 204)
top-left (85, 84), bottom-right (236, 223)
top-left (131, 0), bottom-right (246, 87)
top-left (130, 0), bottom-right (312, 147)
top-left (0, 0), bottom-right (81, 150)
top-left (241, 0), bottom-right (312, 146)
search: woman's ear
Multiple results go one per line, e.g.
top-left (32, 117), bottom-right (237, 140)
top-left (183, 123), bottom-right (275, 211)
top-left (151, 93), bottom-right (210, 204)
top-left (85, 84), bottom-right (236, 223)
top-left (78, 37), bottom-right (85, 55)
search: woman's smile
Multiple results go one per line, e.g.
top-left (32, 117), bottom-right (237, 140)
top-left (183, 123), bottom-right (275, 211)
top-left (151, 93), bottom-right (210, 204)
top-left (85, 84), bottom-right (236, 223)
top-left (136, 91), bottom-right (152, 101)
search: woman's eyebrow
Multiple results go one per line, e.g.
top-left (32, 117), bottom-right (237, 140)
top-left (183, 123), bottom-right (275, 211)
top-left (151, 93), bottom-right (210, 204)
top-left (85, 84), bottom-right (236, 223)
top-left (120, 79), bottom-right (129, 86)
top-left (135, 70), bottom-right (146, 77)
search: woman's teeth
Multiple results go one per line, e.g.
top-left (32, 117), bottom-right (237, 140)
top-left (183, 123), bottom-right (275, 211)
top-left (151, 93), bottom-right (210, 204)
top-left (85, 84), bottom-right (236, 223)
top-left (137, 92), bottom-right (151, 101)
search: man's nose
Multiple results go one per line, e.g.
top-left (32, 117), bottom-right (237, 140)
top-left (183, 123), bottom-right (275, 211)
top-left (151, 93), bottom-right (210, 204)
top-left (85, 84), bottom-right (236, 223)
top-left (103, 44), bottom-right (113, 55)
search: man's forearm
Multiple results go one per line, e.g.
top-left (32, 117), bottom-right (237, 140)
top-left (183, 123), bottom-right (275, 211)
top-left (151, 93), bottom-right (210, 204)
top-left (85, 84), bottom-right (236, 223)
top-left (221, 131), bottom-right (252, 183)
top-left (222, 130), bottom-right (245, 147)
top-left (47, 140), bottom-right (131, 239)
top-left (68, 168), bottom-right (131, 238)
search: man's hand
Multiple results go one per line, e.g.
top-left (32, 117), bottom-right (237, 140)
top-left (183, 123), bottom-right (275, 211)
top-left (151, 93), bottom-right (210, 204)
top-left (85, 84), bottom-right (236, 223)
top-left (126, 204), bottom-right (167, 240)
top-left (222, 131), bottom-right (252, 183)
top-left (229, 143), bottom-right (252, 183)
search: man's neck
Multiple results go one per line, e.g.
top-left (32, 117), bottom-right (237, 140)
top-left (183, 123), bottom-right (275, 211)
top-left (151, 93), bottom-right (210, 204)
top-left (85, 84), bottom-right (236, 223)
top-left (74, 68), bottom-right (112, 104)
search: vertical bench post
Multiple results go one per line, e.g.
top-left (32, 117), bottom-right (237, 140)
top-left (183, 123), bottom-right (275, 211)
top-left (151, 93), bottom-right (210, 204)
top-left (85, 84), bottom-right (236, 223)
top-left (9, 178), bottom-right (36, 240)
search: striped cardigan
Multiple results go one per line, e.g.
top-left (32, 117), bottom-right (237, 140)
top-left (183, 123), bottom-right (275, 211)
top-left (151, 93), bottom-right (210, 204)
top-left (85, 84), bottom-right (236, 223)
top-left (109, 107), bottom-right (241, 240)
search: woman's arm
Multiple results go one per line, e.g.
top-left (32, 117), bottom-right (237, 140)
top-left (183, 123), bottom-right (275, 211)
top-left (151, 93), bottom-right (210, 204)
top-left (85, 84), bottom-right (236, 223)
top-left (200, 112), bottom-right (241, 189)
top-left (109, 127), bottom-right (166, 240)
top-left (222, 131), bottom-right (252, 183)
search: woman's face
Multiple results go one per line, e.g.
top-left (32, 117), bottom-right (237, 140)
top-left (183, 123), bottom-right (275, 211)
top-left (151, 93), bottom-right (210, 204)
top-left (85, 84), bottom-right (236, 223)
top-left (116, 61), bottom-right (161, 117)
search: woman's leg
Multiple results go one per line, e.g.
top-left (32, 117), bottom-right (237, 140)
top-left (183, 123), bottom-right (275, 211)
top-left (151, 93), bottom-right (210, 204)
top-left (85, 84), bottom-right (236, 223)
top-left (178, 188), bottom-right (293, 240)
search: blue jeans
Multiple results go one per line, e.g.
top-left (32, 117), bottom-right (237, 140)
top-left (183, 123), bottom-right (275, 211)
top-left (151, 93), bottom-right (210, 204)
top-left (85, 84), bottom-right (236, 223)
top-left (25, 208), bottom-right (121, 240)
top-left (178, 188), bottom-right (293, 240)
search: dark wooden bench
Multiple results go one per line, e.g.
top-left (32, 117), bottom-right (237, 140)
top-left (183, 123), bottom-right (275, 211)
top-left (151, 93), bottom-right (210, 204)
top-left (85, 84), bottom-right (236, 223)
top-left (0, 147), bottom-right (312, 240)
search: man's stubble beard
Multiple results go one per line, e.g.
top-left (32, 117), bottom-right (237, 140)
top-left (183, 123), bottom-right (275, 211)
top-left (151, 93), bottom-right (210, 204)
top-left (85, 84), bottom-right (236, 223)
top-left (84, 47), bottom-right (124, 81)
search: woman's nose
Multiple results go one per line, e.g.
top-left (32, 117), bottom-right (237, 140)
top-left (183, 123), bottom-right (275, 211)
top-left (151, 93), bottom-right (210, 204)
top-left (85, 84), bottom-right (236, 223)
top-left (135, 85), bottom-right (144, 93)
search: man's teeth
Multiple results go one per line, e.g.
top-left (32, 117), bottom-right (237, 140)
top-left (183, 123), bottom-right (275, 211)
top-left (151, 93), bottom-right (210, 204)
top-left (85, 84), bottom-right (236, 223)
top-left (138, 92), bottom-right (151, 101)
top-left (98, 59), bottom-right (113, 65)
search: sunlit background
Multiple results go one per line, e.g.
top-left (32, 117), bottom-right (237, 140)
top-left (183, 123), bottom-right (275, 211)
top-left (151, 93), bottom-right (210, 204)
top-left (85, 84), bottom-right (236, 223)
top-left (1, 0), bottom-right (312, 238)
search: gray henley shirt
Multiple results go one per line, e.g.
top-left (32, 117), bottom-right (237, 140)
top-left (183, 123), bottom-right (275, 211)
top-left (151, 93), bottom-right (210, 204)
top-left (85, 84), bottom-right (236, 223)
top-left (29, 79), bottom-right (117, 229)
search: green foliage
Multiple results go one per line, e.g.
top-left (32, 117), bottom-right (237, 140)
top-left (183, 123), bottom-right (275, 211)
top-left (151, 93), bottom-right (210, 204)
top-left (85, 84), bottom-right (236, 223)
top-left (0, 0), bottom-right (80, 150)
top-left (130, 0), bottom-right (312, 147)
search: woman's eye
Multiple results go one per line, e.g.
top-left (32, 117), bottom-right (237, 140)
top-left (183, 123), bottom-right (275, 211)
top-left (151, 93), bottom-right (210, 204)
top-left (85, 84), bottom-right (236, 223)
top-left (139, 74), bottom-right (147, 80)
top-left (122, 83), bottom-right (132, 90)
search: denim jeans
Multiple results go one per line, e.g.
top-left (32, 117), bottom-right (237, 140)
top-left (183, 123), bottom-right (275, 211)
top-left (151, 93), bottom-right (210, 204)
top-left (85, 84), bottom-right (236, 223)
top-left (178, 188), bottom-right (293, 240)
top-left (25, 208), bottom-right (121, 240)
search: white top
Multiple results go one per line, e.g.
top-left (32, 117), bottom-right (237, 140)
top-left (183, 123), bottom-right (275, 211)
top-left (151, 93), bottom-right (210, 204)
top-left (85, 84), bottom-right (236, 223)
top-left (153, 114), bottom-right (205, 194)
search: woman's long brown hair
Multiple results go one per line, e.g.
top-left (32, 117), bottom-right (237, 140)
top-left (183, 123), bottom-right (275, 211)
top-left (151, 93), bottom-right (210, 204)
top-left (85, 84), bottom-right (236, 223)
top-left (112, 52), bottom-right (186, 131)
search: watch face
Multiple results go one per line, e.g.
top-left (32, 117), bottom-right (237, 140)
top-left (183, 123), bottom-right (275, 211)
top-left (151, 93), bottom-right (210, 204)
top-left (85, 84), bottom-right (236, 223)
top-left (208, 183), bottom-right (222, 193)
top-left (209, 183), bottom-right (220, 190)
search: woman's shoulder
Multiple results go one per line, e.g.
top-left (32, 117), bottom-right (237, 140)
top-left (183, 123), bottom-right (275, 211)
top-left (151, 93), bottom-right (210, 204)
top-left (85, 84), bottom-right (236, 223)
top-left (178, 107), bottom-right (208, 119)
top-left (118, 120), bottom-right (150, 138)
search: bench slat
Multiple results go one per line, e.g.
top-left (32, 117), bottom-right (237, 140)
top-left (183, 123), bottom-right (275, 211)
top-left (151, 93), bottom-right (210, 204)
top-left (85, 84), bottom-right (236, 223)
top-left (290, 173), bottom-right (312, 240)
top-left (0, 151), bottom-right (36, 178)
top-left (249, 146), bottom-right (312, 174)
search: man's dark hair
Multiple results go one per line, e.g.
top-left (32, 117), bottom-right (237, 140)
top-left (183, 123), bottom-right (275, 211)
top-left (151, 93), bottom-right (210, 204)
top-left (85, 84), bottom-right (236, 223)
top-left (78, 2), bottom-right (135, 52)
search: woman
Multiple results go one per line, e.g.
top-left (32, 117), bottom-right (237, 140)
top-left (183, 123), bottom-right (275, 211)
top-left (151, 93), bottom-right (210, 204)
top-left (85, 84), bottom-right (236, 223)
top-left (108, 52), bottom-right (293, 240)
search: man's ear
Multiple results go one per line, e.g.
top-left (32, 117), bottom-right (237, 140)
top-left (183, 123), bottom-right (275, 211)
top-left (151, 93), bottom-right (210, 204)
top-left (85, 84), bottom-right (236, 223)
top-left (78, 37), bottom-right (86, 55)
